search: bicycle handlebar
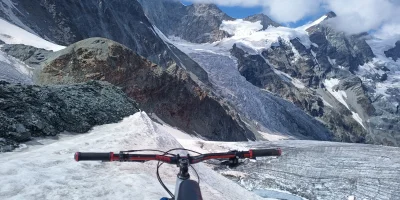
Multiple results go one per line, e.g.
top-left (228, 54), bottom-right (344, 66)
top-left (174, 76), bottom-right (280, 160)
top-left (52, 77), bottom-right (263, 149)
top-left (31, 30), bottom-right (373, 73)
top-left (74, 149), bottom-right (281, 164)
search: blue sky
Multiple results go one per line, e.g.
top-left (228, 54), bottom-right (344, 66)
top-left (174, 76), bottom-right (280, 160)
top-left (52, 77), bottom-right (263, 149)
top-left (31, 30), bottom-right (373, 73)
top-left (180, 1), bottom-right (325, 27)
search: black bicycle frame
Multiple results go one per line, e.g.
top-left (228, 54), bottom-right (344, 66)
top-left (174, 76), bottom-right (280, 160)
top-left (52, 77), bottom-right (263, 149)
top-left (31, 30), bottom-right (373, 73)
top-left (171, 158), bottom-right (203, 200)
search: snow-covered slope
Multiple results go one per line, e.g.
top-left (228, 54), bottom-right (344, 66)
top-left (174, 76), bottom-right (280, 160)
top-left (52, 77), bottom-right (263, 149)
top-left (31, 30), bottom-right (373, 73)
top-left (0, 18), bottom-right (64, 51)
top-left (2, 112), bottom-right (399, 200)
top-left (298, 15), bottom-right (328, 31)
top-left (0, 112), bottom-right (263, 200)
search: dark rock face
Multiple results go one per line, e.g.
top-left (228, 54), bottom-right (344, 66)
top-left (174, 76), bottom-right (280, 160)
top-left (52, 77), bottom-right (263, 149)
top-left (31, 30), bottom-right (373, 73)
top-left (263, 38), bottom-right (317, 87)
top-left (385, 41), bottom-right (400, 61)
top-left (0, 81), bottom-right (139, 152)
top-left (231, 44), bottom-right (368, 143)
top-left (309, 26), bottom-right (375, 73)
top-left (138, 0), bottom-right (233, 43)
top-left (39, 38), bottom-right (255, 141)
top-left (244, 14), bottom-right (281, 30)
top-left (1, 0), bottom-right (175, 68)
top-left (232, 44), bottom-right (286, 90)
top-left (369, 87), bottom-right (400, 146)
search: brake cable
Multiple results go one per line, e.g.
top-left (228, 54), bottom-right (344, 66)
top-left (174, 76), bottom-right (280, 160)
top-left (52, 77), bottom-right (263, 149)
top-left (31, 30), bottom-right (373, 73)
top-left (156, 148), bottom-right (203, 199)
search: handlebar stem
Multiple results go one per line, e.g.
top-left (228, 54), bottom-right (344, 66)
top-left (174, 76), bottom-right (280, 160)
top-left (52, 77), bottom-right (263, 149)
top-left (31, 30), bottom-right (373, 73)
top-left (177, 156), bottom-right (190, 180)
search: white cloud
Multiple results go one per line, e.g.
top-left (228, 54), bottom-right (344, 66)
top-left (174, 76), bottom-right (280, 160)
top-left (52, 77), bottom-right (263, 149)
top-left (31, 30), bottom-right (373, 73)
top-left (182, 0), bottom-right (400, 37)
top-left (325, 0), bottom-right (400, 35)
top-left (262, 0), bottom-right (323, 23)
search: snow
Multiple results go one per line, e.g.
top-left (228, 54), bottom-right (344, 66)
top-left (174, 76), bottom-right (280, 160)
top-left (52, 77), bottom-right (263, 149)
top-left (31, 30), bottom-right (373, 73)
top-left (254, 189), bottom-right (307, 200)
top-left (2, 113), bottom-right (397, 200)
top-left (152, 25), bottom-right (172, 44)
top-left (327, 56), bottom-right (336, 66)
top-left (351, 112), bottom-right (365, 129)
top-left (270, 67), bottom-right (306, 89)
top-left (171, 19), bottom-right (312, 58)
top-left (299, 15), bottom-right (328, 31)
top-left (220, 19), bottom-right (263, 37)
top-left (0, 50), bottom-right (31, 75)
top-left (359, 38), bottom-right (400, 98)
top-left (0, 112), bottom-right (264, 200)
top-left (324, 78), bottom-right (350, 110)
top-left (324, 79), bottom-right (365, 129)
top-left (348, 196), bottom-right (355, 200)
top-left (0, 18), bottom-right (65, 51)
top-left (311, 49), bottom-right (317, 58)
top-left (322, 99), bottom-right (334, 108)
top-left (209, 19), bottom-right (312, 54)
top-left (258, 131), bottom-right (290, 141)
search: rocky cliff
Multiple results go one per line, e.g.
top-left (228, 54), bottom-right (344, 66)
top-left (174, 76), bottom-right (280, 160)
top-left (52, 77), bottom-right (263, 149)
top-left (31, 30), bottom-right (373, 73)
top-left (138, 0), bottom-right (233, 43)
top-left (38, 37), bottom-right (255, 141)
top-left (0, 0), bottom-right (210, 83)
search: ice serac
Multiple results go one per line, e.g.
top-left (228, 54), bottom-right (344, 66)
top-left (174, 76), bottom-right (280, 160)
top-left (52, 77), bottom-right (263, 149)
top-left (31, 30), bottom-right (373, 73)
top-left (38, 38), bottom-right (255, 142)
top-left (138, 0), bottom-right (233, 43)
top-left (0, 81), bottom-right (139, 152)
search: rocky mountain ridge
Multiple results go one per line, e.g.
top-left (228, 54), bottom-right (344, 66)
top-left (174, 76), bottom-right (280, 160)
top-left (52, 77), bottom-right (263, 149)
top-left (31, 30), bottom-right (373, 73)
top-left (138, 0), bottom-right (280, 43)
top-left (0, 0), bottom-right (210, 84)
top-left (162, 8), bottom-right (399, 146)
